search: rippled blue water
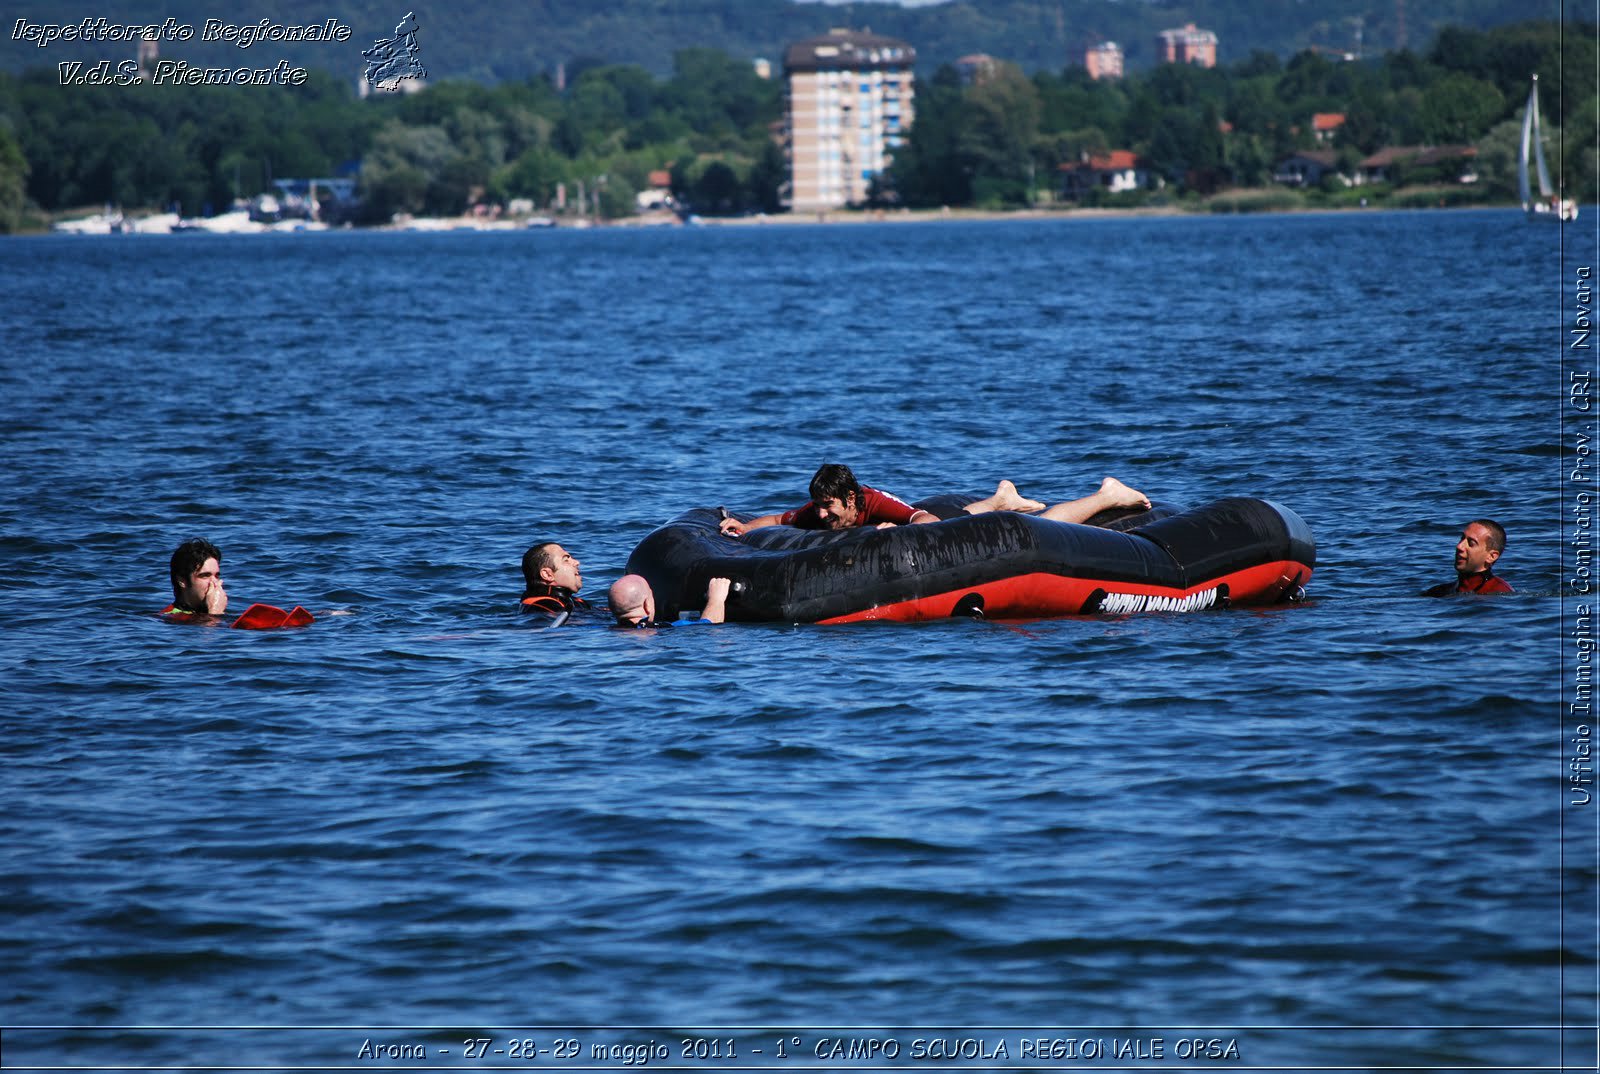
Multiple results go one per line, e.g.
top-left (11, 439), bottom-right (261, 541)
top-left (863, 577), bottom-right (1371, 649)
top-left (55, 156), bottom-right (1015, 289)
top-left (0, 211), bottom-right (1592, 1070)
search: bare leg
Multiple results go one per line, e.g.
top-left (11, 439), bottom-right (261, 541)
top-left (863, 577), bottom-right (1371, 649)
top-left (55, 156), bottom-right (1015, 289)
top-left (1038, 477), bottom-right (1150, 524)
top-left (963, 479), bottom-right (1046, 516)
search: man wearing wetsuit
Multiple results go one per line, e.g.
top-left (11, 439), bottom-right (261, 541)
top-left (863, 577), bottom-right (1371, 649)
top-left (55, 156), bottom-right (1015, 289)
top-left (520, 542), bottom-right (593, 619)
top-left (718, 463), bottom-right (1150, 536)
top-left (162, 538), bottom-right (228, 620)
top-left (608, 575), bottom-right (731, 628)
top-left (1424, 519), bottom-right (1513, 596)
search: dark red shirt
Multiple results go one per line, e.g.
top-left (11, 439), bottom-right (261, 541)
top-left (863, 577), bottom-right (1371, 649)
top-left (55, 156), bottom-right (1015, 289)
top-left (779, 485), bottom-right (921, 529)
top-left (1423, 572), bottom-right (1513, 597)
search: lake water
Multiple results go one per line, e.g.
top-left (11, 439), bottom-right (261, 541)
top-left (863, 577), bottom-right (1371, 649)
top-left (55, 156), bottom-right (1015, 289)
top-left (1, 210), bottom-right (1594, 1071)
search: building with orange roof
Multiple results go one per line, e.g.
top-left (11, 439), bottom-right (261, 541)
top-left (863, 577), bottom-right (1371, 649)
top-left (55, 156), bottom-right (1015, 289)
top-left (1156, 23), bottom-right (1217, 67)
top-left (1312, 113), bottom-right (1346, 144)
top-left (1059, 150), bottom-right (1152, 199)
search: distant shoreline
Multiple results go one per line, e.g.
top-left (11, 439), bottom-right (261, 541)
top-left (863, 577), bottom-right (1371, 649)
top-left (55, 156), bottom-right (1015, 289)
top-left (689, 206), bottom-right (1191, 226)
top-left (382, 194), bottom-right (1533, 230)
top-left (628, 199), bottom-right (1522, 228)
top-left (21, 196), bottom-right (1538, 236)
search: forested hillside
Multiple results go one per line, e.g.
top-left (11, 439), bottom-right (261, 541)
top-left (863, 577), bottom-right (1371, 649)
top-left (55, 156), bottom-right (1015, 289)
top-left (0, 0), bottom-right (1585, 80)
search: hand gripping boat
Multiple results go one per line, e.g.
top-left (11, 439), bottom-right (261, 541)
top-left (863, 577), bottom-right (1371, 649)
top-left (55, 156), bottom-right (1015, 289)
top-left (624, 496), bottom-right (1315, 624)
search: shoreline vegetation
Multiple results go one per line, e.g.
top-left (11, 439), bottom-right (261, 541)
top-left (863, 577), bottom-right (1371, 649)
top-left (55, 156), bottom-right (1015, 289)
top-left (2, 19), bottom-right (1593, 236)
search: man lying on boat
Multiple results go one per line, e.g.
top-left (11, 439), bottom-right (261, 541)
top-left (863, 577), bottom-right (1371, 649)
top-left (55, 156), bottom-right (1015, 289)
top-left (716, 463), bottom-right (1150, 536)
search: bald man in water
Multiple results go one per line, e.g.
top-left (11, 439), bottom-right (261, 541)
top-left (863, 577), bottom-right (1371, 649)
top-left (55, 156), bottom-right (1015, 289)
top-left (609, 575), bottom-right (731, 628)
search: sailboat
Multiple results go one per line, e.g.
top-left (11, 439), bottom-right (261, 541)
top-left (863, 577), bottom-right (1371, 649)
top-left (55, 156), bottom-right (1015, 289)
top-left (1520, 74), bottom-right (1578, 221)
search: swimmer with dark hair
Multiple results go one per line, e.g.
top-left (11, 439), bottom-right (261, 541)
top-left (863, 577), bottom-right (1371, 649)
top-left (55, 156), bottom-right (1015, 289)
top-left (520, 542), bottom-right (592, 619)
top-left (163, 538), bottom-right (227, 619)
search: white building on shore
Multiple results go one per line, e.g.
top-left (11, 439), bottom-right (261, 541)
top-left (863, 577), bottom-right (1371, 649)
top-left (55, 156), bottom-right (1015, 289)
top-left (784, 28), bottom-right (915, 213)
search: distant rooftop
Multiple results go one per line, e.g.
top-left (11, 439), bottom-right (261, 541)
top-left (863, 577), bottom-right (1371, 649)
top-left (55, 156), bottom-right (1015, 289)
top-left (1061, 150), bottom-right (1144, 172)
top-left (1158, 22), bottom-right (1218, 47)
top-left (1361, 145), bottom-right (1477, 167)
top-left (784, 28), bottom-right (916, 73)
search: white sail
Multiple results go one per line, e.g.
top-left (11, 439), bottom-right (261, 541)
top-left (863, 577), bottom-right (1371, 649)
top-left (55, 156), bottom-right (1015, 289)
top-left (1532, 85), bottom-right (1556, 198)
top-left (1518, 81), bottom-right (1534, 207)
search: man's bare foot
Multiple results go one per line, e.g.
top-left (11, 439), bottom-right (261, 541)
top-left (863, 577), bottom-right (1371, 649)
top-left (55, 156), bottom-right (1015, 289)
top-left (1100, 476), bottom-right (1150, 510)
top-left (991, 479), bottom-right (1046, 513)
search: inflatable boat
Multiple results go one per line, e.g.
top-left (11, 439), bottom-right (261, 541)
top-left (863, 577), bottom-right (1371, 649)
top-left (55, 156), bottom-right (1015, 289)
top-left (625, 495), bottom-right (1315, 624)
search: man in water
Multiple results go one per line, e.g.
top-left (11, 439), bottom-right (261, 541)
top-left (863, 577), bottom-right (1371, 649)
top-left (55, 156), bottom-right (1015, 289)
top-left (1424, 520), bottom-right (1513, 596)
top-left (609, 575), bottom-right (731, 628)
top-left (163, 538), bottom-right (227, 620)
top-left (521, 542), bottom-right (593, 619)
top-left (718, 463), bottom-right (1149, 536)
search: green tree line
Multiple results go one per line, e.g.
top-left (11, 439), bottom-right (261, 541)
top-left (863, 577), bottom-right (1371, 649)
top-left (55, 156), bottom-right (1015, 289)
top-left (891, 19), bottom-right (1597, 208)
top-left (0, 46), bottom-right (785, 230)
top-left (0, 19), bottom-right (1592, 233)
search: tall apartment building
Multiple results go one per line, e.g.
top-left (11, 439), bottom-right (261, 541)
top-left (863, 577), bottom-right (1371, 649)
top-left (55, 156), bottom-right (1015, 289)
top-left (1085, 41), bottom-right (1123, 80)
top-left (1156, 23), bottom-right (1218, 67)
top-left (784, 28), bottom-right (915, 213)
